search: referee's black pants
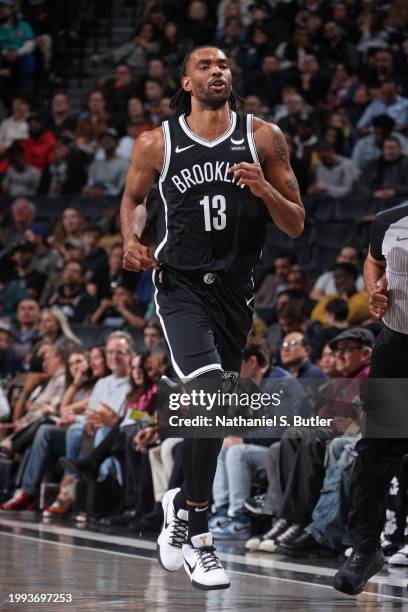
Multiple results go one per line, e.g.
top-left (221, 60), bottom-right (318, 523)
top-left (349, 325), bottom-right (408, 553)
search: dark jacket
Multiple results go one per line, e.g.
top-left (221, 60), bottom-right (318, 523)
top-left (362, 155), bottom-right (408, 196)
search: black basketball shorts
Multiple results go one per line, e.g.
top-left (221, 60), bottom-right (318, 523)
top-left (153, 267), bottom-right (254, 381)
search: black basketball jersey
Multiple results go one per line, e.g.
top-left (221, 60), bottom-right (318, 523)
top-left (155, 111), bottom-right (269, 276)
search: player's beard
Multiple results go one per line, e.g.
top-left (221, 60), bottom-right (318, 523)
top-left (198, 82), bottom-right (232, 110)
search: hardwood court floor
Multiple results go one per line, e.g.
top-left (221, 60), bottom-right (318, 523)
top-left (0, 515), bottom-right (407, 611)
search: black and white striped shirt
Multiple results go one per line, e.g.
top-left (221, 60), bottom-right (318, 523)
top-left (370, 201), bottom-right (408, 334)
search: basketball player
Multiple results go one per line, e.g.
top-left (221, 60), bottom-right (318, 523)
top-left (121, 46), bottom-right (304, 590)
top-left (334, 201), bottom-right (408, 595)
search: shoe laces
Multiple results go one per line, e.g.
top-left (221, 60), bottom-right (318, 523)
top-left (196, 546), bottom-right (223, 573)
top-left (170, 511), bottom-right (188, 548)
top-left (279, 524), bottom-right (301, 543)
top-left (263, 518), bottom-right (287, 539)
top-left (347, 551), bottom-right (375, 570)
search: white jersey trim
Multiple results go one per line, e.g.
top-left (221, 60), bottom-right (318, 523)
top-left (154, 180), bottom-right (168, 259)
top-left (153, 269), bottom-right (186, 380)
top-left (155, 121), bottom-right (171, 260)
top-left (179, 111), bottom-right (237, 148)
top-left (247, 114), bottom-right (261, 165)
top-left (160, 120), bottom-right (171, 181)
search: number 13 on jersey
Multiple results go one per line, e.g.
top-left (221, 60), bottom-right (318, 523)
top-left (200, 195), bottom-right (227, 231)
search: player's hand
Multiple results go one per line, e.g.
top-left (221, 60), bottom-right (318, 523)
top-left (228, 162), bottom-right (269, 198)
top-left (123, 237), bottom-right (157, 272)
top-left (369, 276), bottom-right (388, 319)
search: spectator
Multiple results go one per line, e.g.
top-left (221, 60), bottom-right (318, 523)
top-left (10, 297), bottom-right (40, 363)
top-left (280, 331), bottom-right (326, 379)
top-left (83, 128), bottom-right (128, 197)
top-left (320, 21), bottom-right (358, 72)
top-left (126, 97), bottom-right (153, 138)
top-left (352, 114), bottom-right (408, 175)
top-left (296, 54), bottom-right (330, 108)
top-left (311, 263), bottom-right (370, 326)
top-left (108, 21), bottom-right (159, 75)
top-left (47, 261), bottom-right (97, 323)
top-left (81, 225), bottom-right (106, 274)
top-left (256, 253), bottom-right (295, 308)
top-left (307, 141), bottom-right (357, 199)
top-left (47, 92), bottom-right (76, 140)
top-left (357, 80), bottom-right (408, 133)
top-left (100, 63), bottom-right (140, 116)
top-left (48, 136), bottom-right (89, 195)
top-left (159, 20), bottom-right (193, 67)
top-left (326, 63), bottom-right (359, 111)
top-left (0, 319), bottom-right (19, 378)
top-left (145, 57), bottom-right (176, 97)
top-left (90, 285), bottom-right (146, 330)
top-left (50, 207), bottom-right (85, 252)
top-left (24, 306), bottom-right (81, 375)
top-left (22, 112), bottom-right (57, 172)
top-left (316, 298), bottom-right (350, 357)
top-left (310, 246), bottom-right (365, 300)
top-left (2, 197), bottom-right (35, 245)
top-left (0, 94), bottom-right (30, 153)
top-left (2, 142), bottom-right (41, 197)
top-left (143, 79), bottom-right (164, 127)
top-left (275, 27), bottom-right (312, 73)
top-left (360, 136), bottom-right (408, 203)
top-left (185, 1), bottom-right (215, 46)
top-left (25, 223), bottom-right (58, 276)
top-left (0, 241), bottom-right (46, 315)
top-left (88, 244), bottom-right (135, 300)
top-left (245, 55), bottom-right (286, 107)
top-left (345, 83), bottom-right (371, 126)
top-left (0, 340), bottom-right (68, 459)
top-left (0, 0), bottom-right (36, 91)
top-left (143, 322), bottom-right (163, 351)
top-left (74, 90), bottom-right (111, 153)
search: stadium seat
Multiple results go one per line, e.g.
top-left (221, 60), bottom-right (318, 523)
top-left (314, 222), bottom-right (356, 249)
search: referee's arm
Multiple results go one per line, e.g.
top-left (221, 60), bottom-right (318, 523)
top-left (364, 248), bottom-right (388, 319)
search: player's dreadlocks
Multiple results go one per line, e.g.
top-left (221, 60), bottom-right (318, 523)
top-left (170, 46), bottom-right (243, 117)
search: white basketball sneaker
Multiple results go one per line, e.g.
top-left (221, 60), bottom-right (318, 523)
top-left (157, 488), bottom-right (188, 571)
top-left (182, 532), bottom-right (230, 590)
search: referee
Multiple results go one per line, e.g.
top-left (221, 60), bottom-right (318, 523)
top-left (334, 200), bottom-right (408, 595)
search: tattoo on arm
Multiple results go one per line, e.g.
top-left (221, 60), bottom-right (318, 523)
top-left (272, 129), bottom-right (290, 169)
top-left (284, 176), bottom-right (300, 193)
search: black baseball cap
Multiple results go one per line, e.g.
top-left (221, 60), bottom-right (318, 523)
top-left (11, 240), bottom-right (35, 253)
top-left (329, 327), bottom-right (375, 350)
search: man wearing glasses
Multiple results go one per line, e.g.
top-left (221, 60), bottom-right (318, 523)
top-left (280, 331), bottom-right (326, 380)
top-left (334, 201), bottom-right (408, 595)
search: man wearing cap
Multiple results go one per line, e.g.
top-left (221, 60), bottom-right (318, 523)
top-left (0, 241), bottom-right (46, 316)
top-left (47, 260), bottom-right (96, 323)
top-left (82, 128), bottom-right (128, 197)
top-left (334, 200), bottom-right (408, 595)
top-left (25, 223), bottom-right (58, 276)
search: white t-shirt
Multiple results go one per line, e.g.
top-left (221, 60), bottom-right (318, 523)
top-left (313, 271), bottom-right (365, 295)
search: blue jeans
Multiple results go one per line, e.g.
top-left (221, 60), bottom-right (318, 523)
top-left (22, 424), bottom-right (65, 495)
top-left (213, 443), bottom-right (268, 516)
top-left (94, 426), bottom-right (123, 484)
top-left (306, 435), bottom-right (359, 550)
